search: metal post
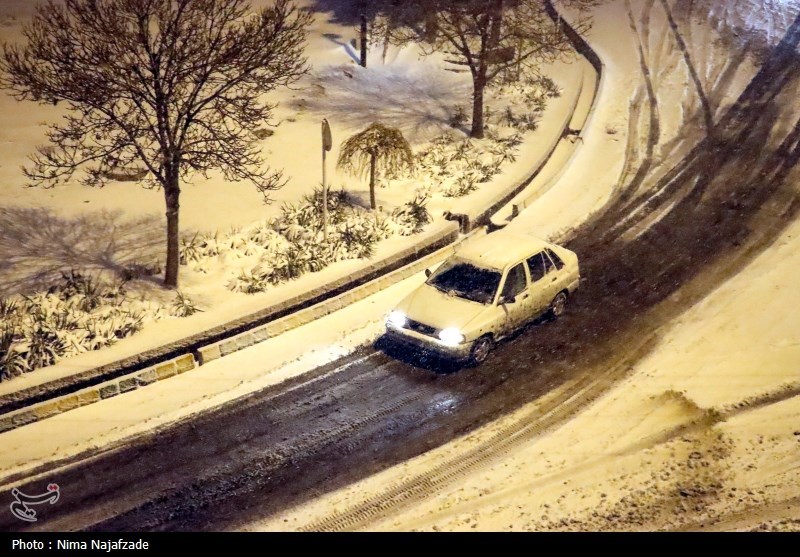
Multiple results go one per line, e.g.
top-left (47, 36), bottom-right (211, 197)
top-left (322, 145), bottom-right (328, 242)
top-left (321, 119), bottom-right (332, 242)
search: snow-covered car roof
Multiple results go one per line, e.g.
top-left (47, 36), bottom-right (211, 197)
top-left (455, 231), bottom-right (552, 271)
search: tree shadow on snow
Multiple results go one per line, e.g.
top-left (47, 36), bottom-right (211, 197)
top-left (321, 32), bottom-right (360, 64)
top-left (0, 207), bottom-right (165, 297)
top-left (306, 0), bottom-right (363, 26)
top-left (292, 64), bottom-right (472, 143)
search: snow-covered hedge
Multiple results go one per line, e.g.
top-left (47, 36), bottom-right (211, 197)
top-left (0, 271), bottom-right (173, 381)
top-left (416, 129), bottom-right (523, 197)
top-left (175, 188), bottom-right (429, 295)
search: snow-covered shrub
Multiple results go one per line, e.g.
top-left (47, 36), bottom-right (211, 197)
top-left (490, 129), bottom-right (524, 149)
top-left (302, 186), bottom-right (352, 224)
top-left (467, 159), bottom-right (497, 183)
top-left (120, 261), bottom-right (162, 282)
top-left (179, 233), bottom-right (203, 265)
top-left (225, 186), bottom-right (397, 294)
top-left (231, 265), bottom-right (273, 294)
top-left (0, 299), bottom-right (20, 325)
top-left (499, 106), bottom-right (540, 132)
top-left (0, 327), bottom-right (26, 380)
top-left (171, 291), bottom-right (202, 317)
top-left (391, 195), bottom-right (432, 235)
top-left (336, 215), bottom-right (387, 259)
top-left (21, 318), bottom-right (66, 370)
top-left (0, 270), bottom-right (173, 381)
top-left (484, 72), bottom-right (560, 132)
top-left (450, 139), bottom-right (474, 163)
top-left (416, 128), bottom-right (523, 198)
top-left (50, 270), bottom-right (110, 312)
top-left (535, 75), bottom-right (561, 98)
top-left (444, 174), bottom-right (479, 197)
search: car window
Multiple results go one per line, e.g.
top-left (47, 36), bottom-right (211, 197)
top-left (527, 253), bottom-right (546, 282)
top-left (427, 258), bottom-right (502, 304)
top-left (501, 263), bottom-right (527, 300)
top-left (545, 248), bottom-right (565, 270)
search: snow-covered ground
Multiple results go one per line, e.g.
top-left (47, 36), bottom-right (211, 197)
top-left (1, 0), bottom-right (798, 533)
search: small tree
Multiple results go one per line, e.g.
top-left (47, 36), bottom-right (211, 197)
top-left (0, 0), bottom-right (312, 288)
top-left (337, 123), bottom-right (414, 210)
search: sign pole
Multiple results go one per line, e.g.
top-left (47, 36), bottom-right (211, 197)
top-left (321, 119), bottom-right (332, 242)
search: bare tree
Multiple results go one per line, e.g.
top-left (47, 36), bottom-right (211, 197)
top-left (0, 0), bottom-right (312, 288)
top-left (337, 122), bottom-right (414, 210)
top-left (376, 0), bottom-right (593, 138)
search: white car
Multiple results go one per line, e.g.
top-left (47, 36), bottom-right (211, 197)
top-left (385, 230), bottom-right (580, 364)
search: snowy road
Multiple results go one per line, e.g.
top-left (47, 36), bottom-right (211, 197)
top-left (2, 1), bottom-right (799, 532)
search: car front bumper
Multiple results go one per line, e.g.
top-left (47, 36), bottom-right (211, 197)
top-left (384, 324), bottom-right (473, 360)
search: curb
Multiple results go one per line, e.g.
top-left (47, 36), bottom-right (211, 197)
top-left (445, 2), bottom-right (604, 234)
top-left (489, 57), bottom-right (604, 230)
top-left (491, 2), bottom-right (608, 244)
top-left (0, 353), bottom-right (197, 434)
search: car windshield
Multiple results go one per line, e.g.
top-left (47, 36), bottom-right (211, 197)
top-left (426, 258), bottom-right (501, 304)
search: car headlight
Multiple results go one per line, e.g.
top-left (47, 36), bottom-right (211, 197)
top-left (387, 310), bottom-right (407, 329)
top-left (438, 327), bottom-right (465, 346)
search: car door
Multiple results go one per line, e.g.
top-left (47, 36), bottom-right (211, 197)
top-left (537, 248), bottom-right (569, 308)
top-left (525, 252), bottom-right (553, 316)
top-left (496, 262), bottom-right (530, 335)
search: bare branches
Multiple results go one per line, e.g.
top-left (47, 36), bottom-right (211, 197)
top-left (0, 0), bottom-right (311, 194)
top-left (0, 0), bottom-right (311, 287)
top-left (371, 0), bottom-right (592, 138)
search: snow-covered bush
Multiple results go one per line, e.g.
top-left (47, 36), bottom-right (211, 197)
top-left (120, 261), bottom-right (162, 282)
top-left (417, 128), bottom-right (522, 198)
top-left (0, 270), bottom-right (173, 381)
top-left (444, 174), bottom-right (479, 197)
top-left (499, 106), bottom-right (539, 132)
top-left (390, 194), bottom-right (432, 236)
top-left (449, 105), bottom-right (467, 128)
top-left (179, 233), bottom-right (203, 265)
top-left (336, 214), bottom-right (389, 259)
top-left (488, 74), bottom-right (560, 132)
top-left (171, 291), bottom-right (202, 317)
top-left (226, 187), bottom-right (396, 294)
top-left (0, 327), bottom-right (26, 380)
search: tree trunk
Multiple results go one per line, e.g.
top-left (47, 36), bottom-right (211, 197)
top-left (164, 175), bottom-right (181, 288)
top-left (369, 151), bottom-right (377, 209)
top-left (360, 13), bottom-right (368, 67)
top-left (471, 74), bottom-right (486, 139)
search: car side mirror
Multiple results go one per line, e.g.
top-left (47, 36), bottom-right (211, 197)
top-left (499, 295), bottom-right (515, 305)
top-left (424, 268), bottom-right (432, 278)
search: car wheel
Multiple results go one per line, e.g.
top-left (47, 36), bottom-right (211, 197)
top-left (470, 336), bottom-right (493, 365)
top-left (549, 291), bottom-right (568, 318)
